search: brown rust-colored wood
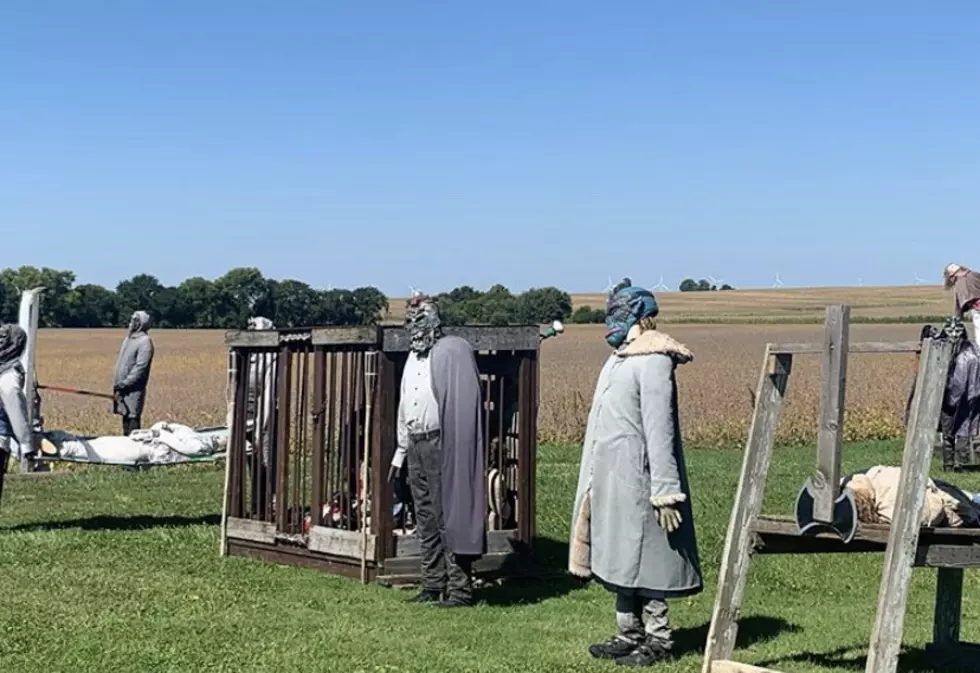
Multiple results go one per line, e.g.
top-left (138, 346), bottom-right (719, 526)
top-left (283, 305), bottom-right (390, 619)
top-left (382, 325), bottom-right (539, 353)
top-left (702, 349), bottom-right (792, 673)
top-left (768, 341), bottom-right (922, 355)
top-left (866, 337), bottom-right (953, 673)
top-left (373, 352), bottom-right (396, 563)
top-left (226, 539), bottom-right (378, 581)
top-left (933, 568), bottom-right (964, 646)
top-left (274, 346), bottom-right (293, 533)
top-left (814, 305), bottom-right (849, 521)
top-left (310, 348), bottom-right (326, 528)
top-left (517, 352), bottom-right (536, 544)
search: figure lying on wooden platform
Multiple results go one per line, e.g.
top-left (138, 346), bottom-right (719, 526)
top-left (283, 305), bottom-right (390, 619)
top-left (841, 465), bottom-right (980, 528)
top-left (38, 421), bottom-right (228, 466)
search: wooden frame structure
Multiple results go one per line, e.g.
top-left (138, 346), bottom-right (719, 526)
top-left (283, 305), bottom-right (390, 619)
top-left (703, 304), bottom-right (980, 673)
top-left (219, 324), bottom-right (540, 585)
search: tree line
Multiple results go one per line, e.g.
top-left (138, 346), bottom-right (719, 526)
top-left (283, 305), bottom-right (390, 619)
top-left (0, 266), bottom-right (733, 329)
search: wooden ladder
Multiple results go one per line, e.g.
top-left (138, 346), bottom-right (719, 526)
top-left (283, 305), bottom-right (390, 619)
top-left (701, 305), bottom-right (979, 673)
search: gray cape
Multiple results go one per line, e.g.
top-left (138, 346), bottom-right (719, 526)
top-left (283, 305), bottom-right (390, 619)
top-left (429, 334), bottom-right (486, 556)
top-left (112, 331), bottom-right (154, 419)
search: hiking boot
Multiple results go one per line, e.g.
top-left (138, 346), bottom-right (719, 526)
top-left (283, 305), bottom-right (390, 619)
top-left (614, 638), bottom-right (673, 667)
top-left (437, 595), bottom-right (473, 608)
top-left (589, 636), bottom-right (640, 660)
top-left (406, 589), bottom-right (441, 604)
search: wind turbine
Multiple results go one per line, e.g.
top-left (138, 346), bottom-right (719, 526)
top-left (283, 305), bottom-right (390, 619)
top-left (652, 273), bottom-right (668, 291)
top-left (707, 275), bottom-right (725, 289)
top-left (772, 273), bottom-right (785, 288)
top-left (914, 272), bottom-right (927, 285)
top-left (857, 277), bottom-right (863, 287)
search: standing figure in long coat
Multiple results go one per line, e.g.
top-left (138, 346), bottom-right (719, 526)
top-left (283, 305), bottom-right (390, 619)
top-left (112, 310), bottom-right (155, 435)
top-left (387, 292), bottom-right (485, 607)
top-left (569, 278), bottom-right (702, 667)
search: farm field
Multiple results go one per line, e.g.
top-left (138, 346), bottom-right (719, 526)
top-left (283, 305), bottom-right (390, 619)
top-left (35, 320), bottom-right (929, 449)
top-left (386, 284), bottom-right (953, 324)
top-left (1, 441), bottom-right (977, 673)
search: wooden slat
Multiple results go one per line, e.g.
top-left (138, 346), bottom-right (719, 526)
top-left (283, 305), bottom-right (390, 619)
top-left (382, 326), bottom-right (540, 353)
top-left (866, 337), bottom-right (954, 673)
top-left (225, 330), bottom-right (280, 347)
top-left (393, 529), bottom-right (522, 558)
top-left (311, 326), bottom-right (378, 346)
top-left (307, 525), bottom-right (377, 561)
top-left (933, 568), bottom-right (964, 646)
top-left (814, 305), bottom-right (849, 521)
top-left (226, 516), bottom-right (276, 543)
top-left (753, 515), bottom-right (980, 544)
top-left (712, 661), bottom-right (786, 673)
top-left (768, 341), bottom-right (922, 355)
top-left (226, 539), bottom-right (376, 581)
top-left (702, 348), bottom-right (793, 673)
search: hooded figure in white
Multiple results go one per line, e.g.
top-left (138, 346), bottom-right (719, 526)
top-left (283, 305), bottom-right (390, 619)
top-left (245, 316), bottom-right (278, 516)
top-left (569, 278), bottom-right (702, 667)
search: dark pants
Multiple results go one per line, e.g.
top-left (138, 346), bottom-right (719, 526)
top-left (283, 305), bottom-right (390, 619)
top-left (122, 416), bottom-right (141, 436)
top-left (406, 431), bottom-right (472, 599)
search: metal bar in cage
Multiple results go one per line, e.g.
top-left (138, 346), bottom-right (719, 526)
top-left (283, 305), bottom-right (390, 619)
top-left (311, 348), bottom-right (327, 528)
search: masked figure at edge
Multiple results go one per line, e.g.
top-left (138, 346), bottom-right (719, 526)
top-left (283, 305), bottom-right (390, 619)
top-left (0, 324), bottom-right (35, 467)
top-left (569, 278), bottom-right (703, 667)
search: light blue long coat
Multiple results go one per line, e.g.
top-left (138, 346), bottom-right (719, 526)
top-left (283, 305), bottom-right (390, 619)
top-left (568, 329), bottom-right (702, 597)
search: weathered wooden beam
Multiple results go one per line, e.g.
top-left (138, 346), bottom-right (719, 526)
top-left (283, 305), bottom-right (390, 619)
top-left (307, 526), bottom-right (377, 561)
top-left (382, 326), bottom-right (540, 353)
top-left (814, 305), bottom-right (849, 521)
top-left (702, 348), bottom-right (792, 673)
top-left (225, 516), bottom-right (276, 544)
top-left (310, 326), bottom-right (378, 346)
top-left (768, 341), bottom-right (922, 355)
top-left (711, 661), bottom-right (786, 673)
top-left (866, 336), bottom-right (954, 673)
top-left (933, 568), bottom-right (964, 646)
top-left (224, 330), bottom-right (280, 347)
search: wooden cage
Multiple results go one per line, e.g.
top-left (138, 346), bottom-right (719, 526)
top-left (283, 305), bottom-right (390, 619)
top-left (219, 325), bottom-right (540, 584)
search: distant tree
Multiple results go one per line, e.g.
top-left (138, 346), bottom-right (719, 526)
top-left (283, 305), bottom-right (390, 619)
top-left (720, 284), bottom-right (735, 291)
top-left (517, 286), bottom-right (573, 323)
top-left (679, 278), bottom-right (698, 292)
top-left (0, 266), bottom-right (76, 326)
top-left (697, 279), bottom-right (712, 291)
top-left (115, 274), bottom-right (166, 325)
top-left (570, 305), bottom-right (605, 324)
top-left (63, 284), bottom-right (118, 327)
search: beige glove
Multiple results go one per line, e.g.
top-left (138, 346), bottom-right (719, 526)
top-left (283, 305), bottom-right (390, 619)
top-left (650, 494), bottom-right (686, 533)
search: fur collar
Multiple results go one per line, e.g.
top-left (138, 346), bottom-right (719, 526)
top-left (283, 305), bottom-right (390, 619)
top-left (614, 327), bottom-right (693, 363)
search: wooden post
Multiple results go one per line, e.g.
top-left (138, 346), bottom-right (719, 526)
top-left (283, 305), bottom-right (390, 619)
top-left (220, 348), bottom-right (239, 556)
top-left (814, 304), bottom-right (849, 521)
top-left (702, 348), bottom-right (793, 673)
top-left (932, 568), bottom-right (963, 647)
top-left (865, 337), bottom-right (953, 673)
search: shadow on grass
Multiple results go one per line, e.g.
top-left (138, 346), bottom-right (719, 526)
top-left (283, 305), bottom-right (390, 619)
top-left (4, 513), bottom-right (221, 533)
top-left (754, 644), bottom-right (980, 673)
top-left (672, 616), bottom-right (802, 657)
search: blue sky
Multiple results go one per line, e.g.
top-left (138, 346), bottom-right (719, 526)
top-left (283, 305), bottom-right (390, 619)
top-left (2, 2), bottom-right (978, 294)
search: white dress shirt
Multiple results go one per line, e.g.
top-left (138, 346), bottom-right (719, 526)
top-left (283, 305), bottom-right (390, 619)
top-left (392, 350), bottom-right (440, 469)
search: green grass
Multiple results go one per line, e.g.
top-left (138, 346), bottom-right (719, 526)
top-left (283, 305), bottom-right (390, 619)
top-left (1, 442), bottom-right (978, 673)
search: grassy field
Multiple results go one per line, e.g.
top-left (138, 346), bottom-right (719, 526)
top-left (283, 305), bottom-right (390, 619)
top-left (1, 440), bottom-right (977, 673)
top-left (35, 320), bottom-right (931, 449)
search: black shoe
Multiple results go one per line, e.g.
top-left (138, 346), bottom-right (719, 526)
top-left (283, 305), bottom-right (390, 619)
top-left (614, 639), bottom-right (673, 667)
top-left (407, 590), bottom-right (442, 604)
top-left (437, 595), bottom-right (473, 608)
top-left (589, 636), bottom-right (640, 660)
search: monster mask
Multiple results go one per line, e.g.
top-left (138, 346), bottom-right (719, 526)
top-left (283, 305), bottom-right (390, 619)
top-left (604, 278), bottom-right (659, 349)
top-left (404, 293), bottom-right (443, 356)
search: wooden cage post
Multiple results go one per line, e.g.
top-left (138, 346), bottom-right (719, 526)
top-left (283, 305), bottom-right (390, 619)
top-left (813, 304), bottom-right (849, 521)
top-left (702, 347), bottom-right (793, 673)
top-left (865, 336), bottom-right (953, 673)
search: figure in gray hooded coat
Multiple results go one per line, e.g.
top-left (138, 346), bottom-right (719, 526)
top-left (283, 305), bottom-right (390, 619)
top-left (569, 279), bottom-right (702, 667)
top-left (112, 311), bottom-right (155, 435)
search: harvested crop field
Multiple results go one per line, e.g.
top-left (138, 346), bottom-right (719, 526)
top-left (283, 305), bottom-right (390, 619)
top-left (35, 322), bottom-right (928, 450)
